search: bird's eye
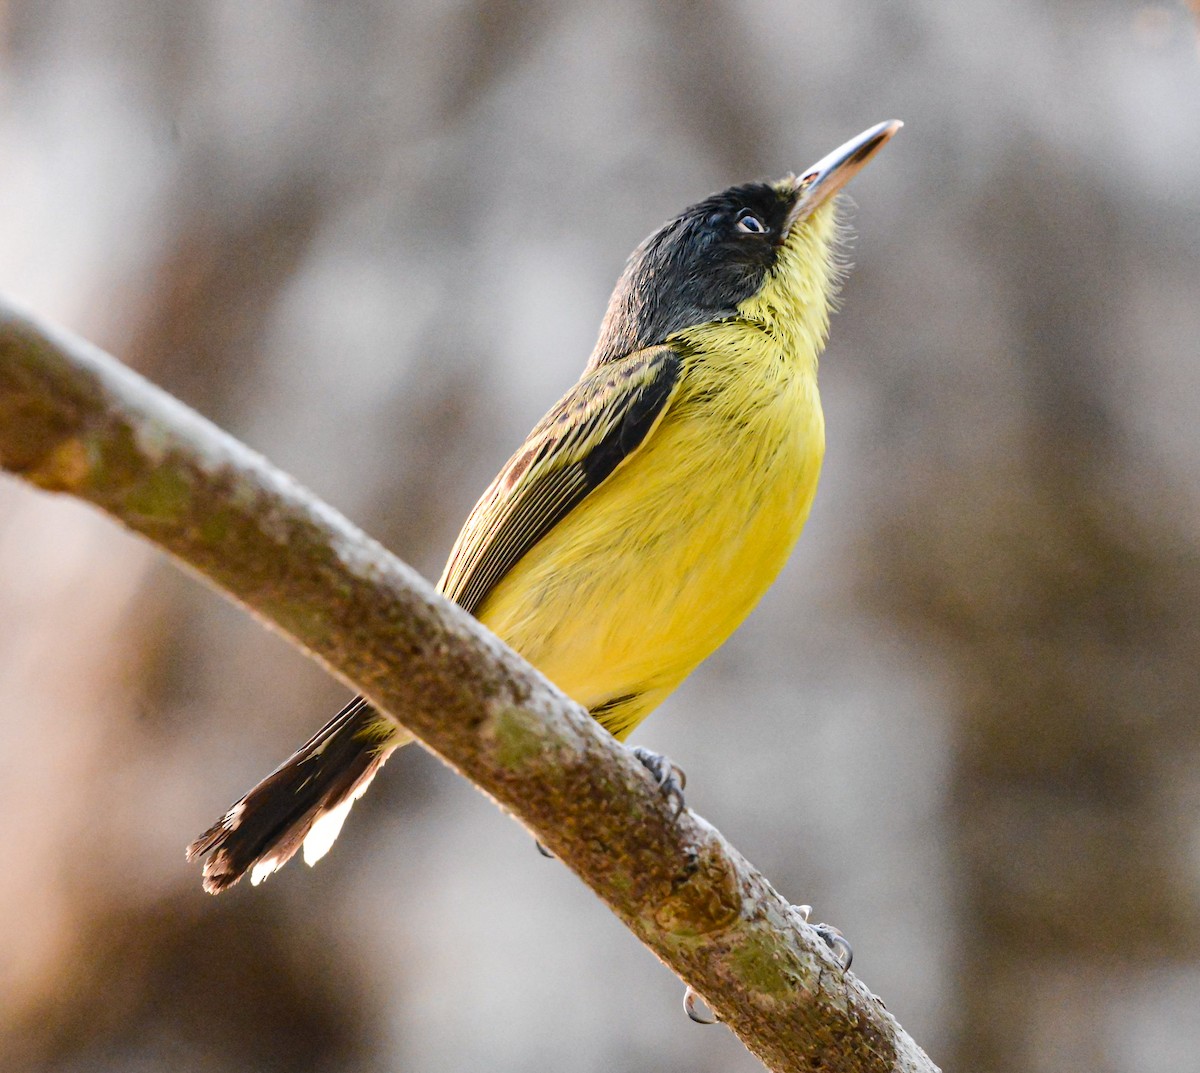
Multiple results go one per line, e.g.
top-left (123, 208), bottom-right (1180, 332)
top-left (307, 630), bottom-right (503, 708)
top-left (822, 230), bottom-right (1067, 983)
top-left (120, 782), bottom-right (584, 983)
top-left (736, 210), bottom-right (768, 234)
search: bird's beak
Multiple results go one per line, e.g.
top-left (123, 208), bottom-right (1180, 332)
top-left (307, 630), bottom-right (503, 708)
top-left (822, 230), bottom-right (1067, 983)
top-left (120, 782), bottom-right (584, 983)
top-left (784, 120), bottom-right (903, 234)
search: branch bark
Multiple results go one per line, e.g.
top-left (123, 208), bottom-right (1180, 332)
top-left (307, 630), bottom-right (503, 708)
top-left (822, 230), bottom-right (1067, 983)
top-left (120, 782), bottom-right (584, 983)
top-left (0, 295), bottom-right (939, 1073)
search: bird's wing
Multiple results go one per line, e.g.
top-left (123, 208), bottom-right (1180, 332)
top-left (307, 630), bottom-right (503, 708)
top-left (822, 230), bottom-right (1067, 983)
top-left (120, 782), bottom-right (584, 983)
top-left (438, 344), bottom-right (683, 615)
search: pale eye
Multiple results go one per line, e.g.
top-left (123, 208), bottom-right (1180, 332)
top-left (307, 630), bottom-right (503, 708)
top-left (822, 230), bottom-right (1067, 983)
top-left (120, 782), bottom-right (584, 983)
top-left (736, 210), bottom-right (767, 234)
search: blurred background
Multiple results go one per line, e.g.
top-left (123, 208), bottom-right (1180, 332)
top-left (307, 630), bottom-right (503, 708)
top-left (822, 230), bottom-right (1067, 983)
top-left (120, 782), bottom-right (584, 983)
top-left (2, 2), bottom-right (1199, 1071)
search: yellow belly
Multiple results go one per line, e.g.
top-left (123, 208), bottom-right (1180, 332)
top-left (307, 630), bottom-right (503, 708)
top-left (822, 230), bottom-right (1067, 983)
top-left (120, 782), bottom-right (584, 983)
top-left (475, 345), bottom-right (825, 739)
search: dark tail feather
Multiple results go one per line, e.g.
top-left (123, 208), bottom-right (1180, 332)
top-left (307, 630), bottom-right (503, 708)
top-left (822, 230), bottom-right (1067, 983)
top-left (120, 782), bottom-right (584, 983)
top-left (187, 697), bottom-right (404, 894)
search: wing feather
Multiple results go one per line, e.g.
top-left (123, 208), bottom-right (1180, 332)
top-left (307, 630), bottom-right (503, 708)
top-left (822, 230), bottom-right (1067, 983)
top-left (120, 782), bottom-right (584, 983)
top-left (438, 345), bottom-right (682, 614)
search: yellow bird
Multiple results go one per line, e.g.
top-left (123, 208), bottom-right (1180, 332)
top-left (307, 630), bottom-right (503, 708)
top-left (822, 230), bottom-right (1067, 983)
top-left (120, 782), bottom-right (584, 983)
top-left (189, 120), bottom-right (902, 892)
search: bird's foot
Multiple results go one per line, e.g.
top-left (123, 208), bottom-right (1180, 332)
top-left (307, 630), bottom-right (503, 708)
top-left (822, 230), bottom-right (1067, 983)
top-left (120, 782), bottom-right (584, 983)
top-left (797, 903), bottom-right (853, 972)
top-left (683, 985), bottom-right (718, 1024)
top-left (631, 746), bottom-right (687, 817)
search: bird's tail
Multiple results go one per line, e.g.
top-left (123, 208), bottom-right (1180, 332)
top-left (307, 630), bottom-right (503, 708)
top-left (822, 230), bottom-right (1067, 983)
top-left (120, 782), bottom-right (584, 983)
top-left (187, 696), bottom-right (408, 894)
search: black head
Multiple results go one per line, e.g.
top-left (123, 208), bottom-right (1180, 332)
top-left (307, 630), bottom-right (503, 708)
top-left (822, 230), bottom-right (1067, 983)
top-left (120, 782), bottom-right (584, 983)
top-left (585, 121), bottom-right (903, 370)
top-left (588, 181), bottom-right (797, 369)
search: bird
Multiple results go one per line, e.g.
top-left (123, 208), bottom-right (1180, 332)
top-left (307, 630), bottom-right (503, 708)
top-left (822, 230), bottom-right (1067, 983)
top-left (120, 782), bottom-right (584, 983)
top-left (188, 120), bottom-right (902, 894)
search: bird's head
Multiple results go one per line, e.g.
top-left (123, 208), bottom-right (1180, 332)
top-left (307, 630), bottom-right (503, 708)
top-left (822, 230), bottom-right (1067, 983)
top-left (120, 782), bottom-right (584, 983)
top-left (589, 120), bottom-right (902, 370)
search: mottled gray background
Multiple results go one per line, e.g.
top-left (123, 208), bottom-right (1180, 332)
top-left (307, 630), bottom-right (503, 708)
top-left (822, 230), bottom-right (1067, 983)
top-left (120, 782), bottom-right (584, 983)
top-left (2, 3), bottom-right (1199, 1071)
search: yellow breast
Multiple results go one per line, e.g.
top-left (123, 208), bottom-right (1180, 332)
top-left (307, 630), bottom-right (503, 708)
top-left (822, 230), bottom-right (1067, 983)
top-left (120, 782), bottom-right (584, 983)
top-left (476, 321), bottom-right (825, 739)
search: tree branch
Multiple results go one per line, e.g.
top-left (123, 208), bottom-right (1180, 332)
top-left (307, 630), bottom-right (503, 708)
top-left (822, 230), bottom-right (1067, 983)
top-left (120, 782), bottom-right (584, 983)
top-left (0, 295), bottom-right (939, 1073)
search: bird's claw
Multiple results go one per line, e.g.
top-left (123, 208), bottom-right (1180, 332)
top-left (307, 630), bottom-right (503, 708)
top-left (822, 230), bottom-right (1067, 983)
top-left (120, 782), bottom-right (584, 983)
top-left (815, 924), bottom-right (853, 972)
top-left (631, 746), bottom-right (687, 817)
top-left (535, 840), bottom-right (555, 859)
top-left (797, 904), bottom-right (853, 972)
top-left (683, 985), bottom-right (718, 1024)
